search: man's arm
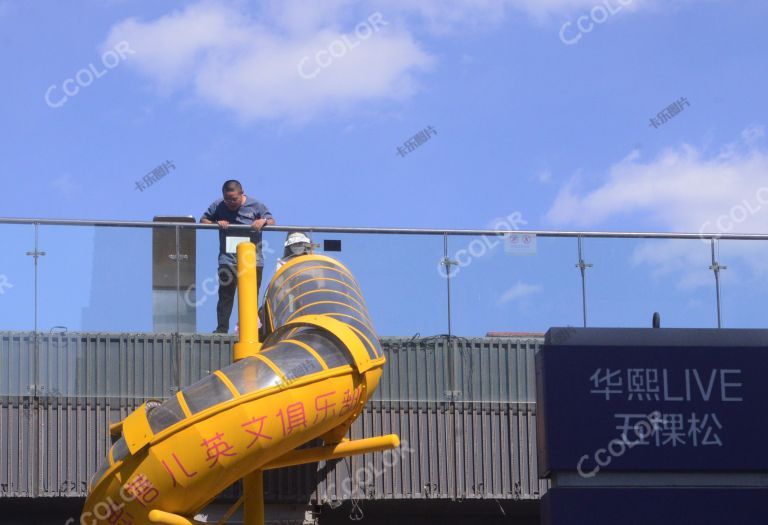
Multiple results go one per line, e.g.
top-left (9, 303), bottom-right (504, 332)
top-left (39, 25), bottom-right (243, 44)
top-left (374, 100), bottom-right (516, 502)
top-left (200, 201), bottom-right (217, 223)
top-left (251, 203), bottom-right (275, 231)
top-left (201, 201), bottom-right (229, 228)
top-left (251, 217), bottom-right (275, 230)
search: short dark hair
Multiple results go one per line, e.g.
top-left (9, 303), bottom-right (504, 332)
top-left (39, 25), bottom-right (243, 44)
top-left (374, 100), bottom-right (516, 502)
top-left (222, 180), bottom-right (243, 193)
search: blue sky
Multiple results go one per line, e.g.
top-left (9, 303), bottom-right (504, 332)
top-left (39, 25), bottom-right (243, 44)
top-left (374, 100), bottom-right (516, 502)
top-left (1, 0), bottom-right (768, 335)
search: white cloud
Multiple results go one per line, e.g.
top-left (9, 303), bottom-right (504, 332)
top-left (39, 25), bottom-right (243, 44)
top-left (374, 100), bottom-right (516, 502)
top-left (498, 282), bottom-right (543, 304)
top-left (546, 127), bottom-right (768, 288)
top-left (260, 0), bottom-right (356, 34)
top-left (103, 1), bottom-right (434, 122)
top-left (629, 240), bottom-right (713, 289)
top-left (518, 0), bottom-right (661, 17)
top-left (103, 0), bottom-right (672, 122)
top-left (546, 129), bottom-right (768, 232)
top-left (742, 124), bottom-right (765, 146)
top-left (537, 169), bottom-right (552, 184)
top-left (377, 0), bottom-right (655, 30)
top-left (374, 0), bottom-right (509, 33)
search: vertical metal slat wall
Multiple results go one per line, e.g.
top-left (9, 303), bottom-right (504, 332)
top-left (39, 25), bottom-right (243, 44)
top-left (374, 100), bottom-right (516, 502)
top-left (0, 332), bottom-right (547, 502)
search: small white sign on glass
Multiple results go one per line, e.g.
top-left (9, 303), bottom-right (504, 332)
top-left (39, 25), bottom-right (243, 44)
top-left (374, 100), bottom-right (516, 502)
top-left (225, 236), bottom-right (251, 254)
top-left (504, 233), bottom-right (537, 255)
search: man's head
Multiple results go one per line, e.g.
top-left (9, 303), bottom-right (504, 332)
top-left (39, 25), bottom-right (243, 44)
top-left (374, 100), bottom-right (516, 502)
top-left (222, 180), bottom-right (243, 210)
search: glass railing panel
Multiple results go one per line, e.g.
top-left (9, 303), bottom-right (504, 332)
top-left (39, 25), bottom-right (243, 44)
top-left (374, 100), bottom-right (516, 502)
top-left (258, 231), bottom-right (448, 404)
top-left (37, 225), bottom-right (153, 333)
top-left (191, 226), bottom-right (224, 334)
top-left (0, 223), bottom-right (34, 331)
top-left (585, 238), bottom-right (716, 328)
top-left (189, 228), bottom-right (452, 404)
top-left (32, 225), bottom-right (160, 399)
top-left (0, 223), bottom-right (35, 395)
top-left (7, 220), bottom-right (765, 402)
top-left (715, 239), bottom-right (768, 328)
top-left (447, 234), bottom-right (582, 336)
top-left (439, 233), bottom-right (571, 405)
top-left (191, 225), bottom-right (285, 334)
top-left (257, 231), bottom-right (447, 338)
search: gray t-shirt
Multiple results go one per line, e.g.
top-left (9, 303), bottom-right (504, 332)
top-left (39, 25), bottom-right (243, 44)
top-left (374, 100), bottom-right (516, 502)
top-left (201, 196), bottom-right (274, 267)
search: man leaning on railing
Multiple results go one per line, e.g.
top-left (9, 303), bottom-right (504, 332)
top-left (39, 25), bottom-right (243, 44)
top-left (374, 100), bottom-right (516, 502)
top-left (200, 179), bottom-right (275, 334)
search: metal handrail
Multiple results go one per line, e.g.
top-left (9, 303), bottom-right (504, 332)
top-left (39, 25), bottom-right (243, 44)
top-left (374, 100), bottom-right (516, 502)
top-left (0, 216), bottom-right (765, 240)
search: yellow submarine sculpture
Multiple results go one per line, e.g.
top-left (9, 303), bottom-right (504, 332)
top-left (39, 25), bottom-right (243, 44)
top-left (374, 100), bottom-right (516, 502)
top-left (81, 242), bottom-right (398, 525)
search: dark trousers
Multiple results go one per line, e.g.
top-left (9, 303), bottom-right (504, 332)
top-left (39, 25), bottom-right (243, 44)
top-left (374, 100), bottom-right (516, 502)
top-left (216, 265), bottom-right (263, 333)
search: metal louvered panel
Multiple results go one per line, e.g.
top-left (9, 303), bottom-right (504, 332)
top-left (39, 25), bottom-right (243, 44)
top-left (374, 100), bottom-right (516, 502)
top-left (311, 404), bottom-right (546, 503)
top-left (177, 334), bottom-right (233, 388)
top-left (0, 401), bottom-right (35, 497)
top-left (0, 332), bottom-right (547, 502)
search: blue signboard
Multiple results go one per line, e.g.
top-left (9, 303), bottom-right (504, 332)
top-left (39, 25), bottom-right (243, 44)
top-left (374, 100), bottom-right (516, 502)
top-left (536, 328), bottom-right (768, 476)
top-left (541, 488), bottom-right (768, 525)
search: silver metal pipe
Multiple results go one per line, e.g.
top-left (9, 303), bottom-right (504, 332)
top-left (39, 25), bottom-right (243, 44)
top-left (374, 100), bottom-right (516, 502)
top-left (709, 239), bottom-right (727, 328)
top-left (33, 223), bottom-right (39, 335)
top-left (576, 237), bottom-right (592, 328)
top-left (2, 216), bottom-right (768, 240)
top-left (444, 233), bottom-right (452, 340)
top-left (25, 223), bottom-right (46, 336)
top-left (175, 226), bottom-right (181, 335)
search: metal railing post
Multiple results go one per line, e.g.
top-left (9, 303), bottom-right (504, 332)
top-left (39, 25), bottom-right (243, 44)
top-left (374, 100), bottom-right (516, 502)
top-left (26, 223), bottom-right (46, 399)
top-left (443, 233), bottom-right (453, 340)
top-left (709, 239), bottom-right (727, 328)
top-left (25, 222), bottom-right (46, 337)
top-left (575, 236), bottom-right (592, 328)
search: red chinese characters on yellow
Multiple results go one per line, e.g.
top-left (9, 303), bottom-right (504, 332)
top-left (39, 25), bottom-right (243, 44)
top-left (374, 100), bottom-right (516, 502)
top-left (242, 415), bottom-right (273, 448)
top-left (123, 474), bottom-right (159, 507)
top-left (339, 385), bottom-right (364, 417)
top-left (160, 452), bottom-right (198, 487)
top-left (313, 391), bottom-right (337, 423)
top-left (276, 402), bottom-right (308, 436)
top-left (201, 432), bottom-right (237, 467)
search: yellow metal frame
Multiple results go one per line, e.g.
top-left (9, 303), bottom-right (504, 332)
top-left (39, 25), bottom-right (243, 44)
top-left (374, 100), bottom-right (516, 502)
top-left (280, 338), bottom-right (329, 369)
top-left (269, 254), bottom-right (358, 286)
top-left (274, 288), bottom-right (369, 322)
top-left (264, 255), bottom-right (362, 332)
top-left (116, 361), bottom-right (362, 456)
top-left (214, 370), bottom-right (241, 397)
top-left (122, 402), bottom-right (154, 454)
top-left (262, 434), bottom-right (400, 470)
top-left (148, 510), bottom-right (198, 525)
top-left (253, 353), bottom-right (289, 382)
top-left (233, 242), bottom-right (261, 361)
top-left (84, 244), bottom-right (397, 525)
top-left (285, 300), bottom-right (374, 328)
top-left (287, 314), bottom-right (381, 374)
top-left (273, 275), bottom-right (365, 312)
top-left (235, 245), bottom-right (392, 525)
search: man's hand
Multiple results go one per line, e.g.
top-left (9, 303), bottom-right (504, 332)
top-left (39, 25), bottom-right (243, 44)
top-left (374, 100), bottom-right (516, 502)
top-left (217, 220), bottom-right (230, 229)
top-left (251, 218), bottom-right (268, 231)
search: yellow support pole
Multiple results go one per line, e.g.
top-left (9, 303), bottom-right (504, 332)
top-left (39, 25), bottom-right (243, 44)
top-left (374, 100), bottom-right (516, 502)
top-left (242, 470), bottom-right (264, 525)
top-left (262, 434), bottom-right (400, 470)
top-left (234, 242), bottom-right (261, 361)
top-left (214, 495), bottom-right (244, 525)
top-left (147, 509), bottom-right (196, 525)
top-left (234, 242), bottom-right (264, 525)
